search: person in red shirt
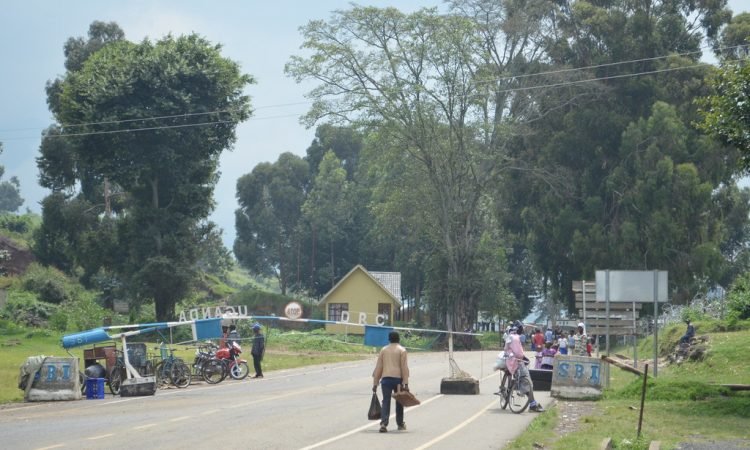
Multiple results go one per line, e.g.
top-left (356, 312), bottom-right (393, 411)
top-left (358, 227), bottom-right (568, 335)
top-left (532, 329), bottom-right (545, 352)
top-left (586, 338), bottom-right (593, 357)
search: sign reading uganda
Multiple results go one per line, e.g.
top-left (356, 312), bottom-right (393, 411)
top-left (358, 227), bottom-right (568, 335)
top-left (178, 303), bottom-right (389, 326)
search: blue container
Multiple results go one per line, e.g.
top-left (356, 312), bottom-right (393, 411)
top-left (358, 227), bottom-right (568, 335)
top-left (85, 378), bottom-right (105, 399)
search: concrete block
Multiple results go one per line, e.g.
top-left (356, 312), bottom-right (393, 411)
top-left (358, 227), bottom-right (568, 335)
top-left (599, 438), bottom-right (613, 450)
top-left (648, 441), bottom-right (661, 450)
top-left (120, 376), bottom-right (156, 397)
top-left (440, 377), bottom-right (479, 395)
top-left (551, 354), bottom-right (606, 399)
top-left (25, 357), bottom-right (81, 402)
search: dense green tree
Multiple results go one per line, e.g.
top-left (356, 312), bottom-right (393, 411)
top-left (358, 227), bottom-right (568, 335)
top-left (699, 62), bottom-right (750, 161)
top-left (501, 0), bottom-right (743, 310)
top-left (301, 151), bottom-right (354, 292)
top-left (0, 143), bottom-right (23, 213)
top-left (38, 27), bottom-right (253, 320)
top-left (287, 2), bottom-right (560, 329)
top-left (715, 12), bottom-right (750, 60)
top-left (235, 152), bottom-right (310, 294)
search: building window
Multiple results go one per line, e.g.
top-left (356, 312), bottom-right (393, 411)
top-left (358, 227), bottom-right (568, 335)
top-left (328, 303), bottom-right (348, 322)
top-left (378, 303), bottom-right (391, 323)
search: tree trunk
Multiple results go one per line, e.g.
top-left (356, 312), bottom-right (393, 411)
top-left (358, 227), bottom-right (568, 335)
top-left (154, 294), bottom-right (175, 322)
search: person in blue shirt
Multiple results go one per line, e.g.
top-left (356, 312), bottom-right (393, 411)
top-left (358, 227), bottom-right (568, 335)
top-left (679, 320), bottom-right (695, 345)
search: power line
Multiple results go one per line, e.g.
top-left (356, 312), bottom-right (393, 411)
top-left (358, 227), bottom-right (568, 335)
top-left (478, 43), bottom-right (739, 86)
top-left (3, 44), bottom-right (737, 136)
top-left (0, 113), bottom-right (307, 142)
top-left (1, 44), bottom-right (738, 141)
top-left (497, 63), bottom-right (708, 94)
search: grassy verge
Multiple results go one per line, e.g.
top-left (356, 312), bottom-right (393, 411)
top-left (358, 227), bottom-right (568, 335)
top-left (506, 321), bottom-right (750, 449)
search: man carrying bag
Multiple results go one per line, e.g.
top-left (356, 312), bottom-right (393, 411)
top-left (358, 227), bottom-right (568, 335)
top-left (372, 331), bottom-right (410, 433)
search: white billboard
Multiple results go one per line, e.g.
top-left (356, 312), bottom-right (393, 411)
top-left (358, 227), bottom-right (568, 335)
top-left (595, 270), bottom-right (668, 303)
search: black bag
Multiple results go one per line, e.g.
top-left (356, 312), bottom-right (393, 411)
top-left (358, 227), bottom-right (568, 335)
top-left (368, 392), bottom-right (382, 420)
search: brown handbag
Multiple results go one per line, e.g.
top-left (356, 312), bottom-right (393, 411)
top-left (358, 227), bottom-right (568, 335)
top-left (393, 385), bottom-right (420, 407)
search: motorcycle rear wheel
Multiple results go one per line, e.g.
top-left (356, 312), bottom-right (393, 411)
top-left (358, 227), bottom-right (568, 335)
top-left (201, 359), bottom-right (227, 384)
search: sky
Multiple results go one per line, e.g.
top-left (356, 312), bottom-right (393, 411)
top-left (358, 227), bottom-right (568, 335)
top-left (0, 0), bottom-right (747, 251)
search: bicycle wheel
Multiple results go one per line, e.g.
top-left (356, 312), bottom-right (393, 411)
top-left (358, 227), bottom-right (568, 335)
top-left (109, 366), bottom-right (124, 395)
top-left (170, 361), bottom-right (191, 388)
top-left (154, 361), bottom-right (170, 388)
top-left (508, 376), bottom-right (530, 414)
top-left (229, 361), bottom-right (250, 380)
top-left (201, 359), bottom-right (227, 384)
top-left (498, 371), bottom-right (510, 410)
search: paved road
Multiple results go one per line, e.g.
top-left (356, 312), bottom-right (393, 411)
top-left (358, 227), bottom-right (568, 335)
top-left (0, 350), bottom-right (551, 450)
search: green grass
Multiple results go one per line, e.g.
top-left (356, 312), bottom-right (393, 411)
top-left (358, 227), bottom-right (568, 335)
top-left (506, 321), bottom-right (750, 449)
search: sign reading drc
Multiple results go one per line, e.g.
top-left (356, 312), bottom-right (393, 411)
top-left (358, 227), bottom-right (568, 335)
top-left (338, 311), bottom-right (388, 326)
top-left (551, 354), bottom-right (607, 399)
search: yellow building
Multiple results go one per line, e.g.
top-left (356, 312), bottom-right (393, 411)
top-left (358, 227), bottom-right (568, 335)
top-left (319, 265), bottom-right (402, 335)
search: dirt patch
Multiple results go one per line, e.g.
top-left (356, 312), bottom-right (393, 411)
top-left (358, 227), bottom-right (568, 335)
top-left (553, 399), bottom-right (600, 436)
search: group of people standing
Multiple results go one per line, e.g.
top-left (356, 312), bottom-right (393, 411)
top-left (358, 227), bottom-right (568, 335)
top-left (524, 323), bottom-right (593, 358)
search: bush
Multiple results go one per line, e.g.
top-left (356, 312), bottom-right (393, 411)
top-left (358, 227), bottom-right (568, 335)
top-left (726, 272), bottom-right (750, 321)
top-left (20, 263), bottom-right (73, 304)
top-left (0, 290), bottom-right (58, 327)
top-left (0, 214), bottom-right (35, 234)
top-left (58, 290), bottom-right (107, 332)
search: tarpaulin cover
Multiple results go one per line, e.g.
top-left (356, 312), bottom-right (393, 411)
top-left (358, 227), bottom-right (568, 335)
top-left (192, 318), bottom-right (223, 341)
top-left (364, 325), bottom-right (393, 347)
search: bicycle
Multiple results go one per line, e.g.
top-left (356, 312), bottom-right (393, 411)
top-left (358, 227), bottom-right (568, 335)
top-left (153, 345), bottom-right (191, 389)
top-left (496, 358), bottom-right (531, 413)
top-left (109, 344), bottom-right (156, 395)
top-left (108, 350), bottom-right (126, 395)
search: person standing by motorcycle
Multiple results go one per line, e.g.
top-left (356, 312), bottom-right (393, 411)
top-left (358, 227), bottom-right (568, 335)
top-left (226, 324), bottom-right (240, 348)
top-left (505, 321), bottom-right (545, 412)
top-left (251, 323), bottom-right (265, 378)
top-left (372, 331), bottom-right (410, 433)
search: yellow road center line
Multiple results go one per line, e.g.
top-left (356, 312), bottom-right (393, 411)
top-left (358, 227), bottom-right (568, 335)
top-left (133, 423), bottom-right (158, 430)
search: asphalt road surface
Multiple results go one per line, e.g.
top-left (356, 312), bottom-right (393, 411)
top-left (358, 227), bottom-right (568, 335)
top-left (0, 350), bottom-right (551, 450)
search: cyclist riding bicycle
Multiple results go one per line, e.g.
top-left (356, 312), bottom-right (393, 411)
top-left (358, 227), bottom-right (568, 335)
top-left (504, 320), bottom-right (545, 412)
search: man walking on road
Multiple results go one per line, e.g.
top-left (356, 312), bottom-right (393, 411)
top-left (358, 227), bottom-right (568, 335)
top-left (373, 331), bottom-right (410, 433)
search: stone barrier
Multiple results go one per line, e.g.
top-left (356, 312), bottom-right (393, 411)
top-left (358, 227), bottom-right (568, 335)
top-left (24, 357), bottom-right (81, 401)
top-left (551, 354), bottom-right (608, 399)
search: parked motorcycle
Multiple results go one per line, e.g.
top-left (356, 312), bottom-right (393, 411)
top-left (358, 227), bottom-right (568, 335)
top-left (215, 341), bottom-right (250, 380)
